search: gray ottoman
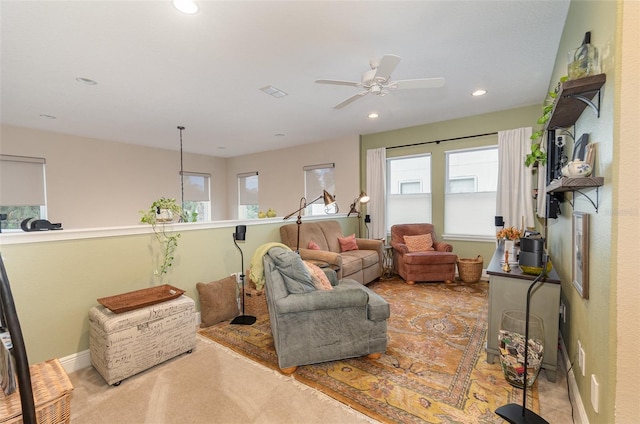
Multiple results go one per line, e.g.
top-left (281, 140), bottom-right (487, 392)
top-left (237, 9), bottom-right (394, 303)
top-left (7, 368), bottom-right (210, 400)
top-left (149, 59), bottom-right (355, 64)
top-left (89, 295), bottom-right (196, 385)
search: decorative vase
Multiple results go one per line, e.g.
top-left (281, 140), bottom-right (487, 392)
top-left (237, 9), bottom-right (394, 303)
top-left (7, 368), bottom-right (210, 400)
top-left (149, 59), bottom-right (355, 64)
top-left (498, 310), bottom-right (544, 388)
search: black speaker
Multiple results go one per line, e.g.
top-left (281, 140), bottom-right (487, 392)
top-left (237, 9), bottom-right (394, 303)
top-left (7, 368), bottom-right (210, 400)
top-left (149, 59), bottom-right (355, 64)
top-left (546, 194), bottom-right (561, 219)
top-left (234, 225), bottom-right (246, 241)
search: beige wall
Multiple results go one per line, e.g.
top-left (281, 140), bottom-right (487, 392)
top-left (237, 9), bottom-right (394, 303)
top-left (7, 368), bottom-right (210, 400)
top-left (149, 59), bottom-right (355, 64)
top-left (0, 125), bottom-right (360, 227)
top-left (361, 105), bottom-right (541, 268)
top-left (0, 125), bottom-right (228, 228)
top-left (225, 135), bottom-right (361, 220)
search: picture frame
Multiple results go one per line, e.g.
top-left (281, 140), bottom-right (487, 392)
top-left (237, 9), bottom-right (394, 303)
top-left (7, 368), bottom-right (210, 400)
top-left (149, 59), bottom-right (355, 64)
top-left (572, 212), bottom-right (589, 299)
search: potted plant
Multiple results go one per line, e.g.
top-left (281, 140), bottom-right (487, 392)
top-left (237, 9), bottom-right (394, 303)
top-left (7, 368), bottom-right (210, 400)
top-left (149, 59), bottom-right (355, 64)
top-left (525, 76), bottom-right (569, 168)
top-left (139, 198), bottom-right (184, 277)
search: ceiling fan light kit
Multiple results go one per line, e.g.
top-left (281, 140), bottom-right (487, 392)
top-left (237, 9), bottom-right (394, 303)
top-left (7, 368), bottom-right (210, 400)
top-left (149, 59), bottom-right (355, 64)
top-left (316, 54), bottom-right (445, 109)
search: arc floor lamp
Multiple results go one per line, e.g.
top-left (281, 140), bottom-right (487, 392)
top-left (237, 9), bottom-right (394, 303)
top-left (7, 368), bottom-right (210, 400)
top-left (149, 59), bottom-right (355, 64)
top-left (283, 190), bottom-right (338, 252)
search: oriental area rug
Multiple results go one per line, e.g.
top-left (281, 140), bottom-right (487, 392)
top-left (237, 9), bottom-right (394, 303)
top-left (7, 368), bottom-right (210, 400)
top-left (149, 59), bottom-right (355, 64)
top-left (198, 278), bottom-right (539, 423)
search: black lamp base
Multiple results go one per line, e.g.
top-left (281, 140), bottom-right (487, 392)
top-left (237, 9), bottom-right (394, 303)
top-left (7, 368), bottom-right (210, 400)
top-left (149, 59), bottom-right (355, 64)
top-left (230, 315), bottom-right (256, 325)
top-left (495, 404), bottom-right (549, 424)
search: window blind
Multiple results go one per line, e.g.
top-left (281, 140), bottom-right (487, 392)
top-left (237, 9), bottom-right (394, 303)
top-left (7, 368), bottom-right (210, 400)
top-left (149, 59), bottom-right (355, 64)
top-left (0, 155), bottom-right (46, 206)
top-left (180, 171), bottom-right (210, 202)
top-left (238, 172), bottom-right (258, 205)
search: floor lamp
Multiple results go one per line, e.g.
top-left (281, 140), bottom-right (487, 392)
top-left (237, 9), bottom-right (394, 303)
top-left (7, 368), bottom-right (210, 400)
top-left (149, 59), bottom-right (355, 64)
top-left (230, 225), bottom-right (256, 325)
top-left (495, 254), bottom-right (550, 424)
top-left (283, 190), bottom-right (337, 253)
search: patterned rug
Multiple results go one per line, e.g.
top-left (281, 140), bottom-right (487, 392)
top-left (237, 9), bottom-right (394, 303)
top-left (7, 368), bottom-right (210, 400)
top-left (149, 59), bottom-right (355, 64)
top-left (198, 278), bottom-right (539, 423)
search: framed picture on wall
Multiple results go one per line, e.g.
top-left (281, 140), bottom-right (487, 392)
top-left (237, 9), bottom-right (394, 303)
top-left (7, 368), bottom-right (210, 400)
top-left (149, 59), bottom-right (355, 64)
top-left (572, 212), bottom-right (589, 299)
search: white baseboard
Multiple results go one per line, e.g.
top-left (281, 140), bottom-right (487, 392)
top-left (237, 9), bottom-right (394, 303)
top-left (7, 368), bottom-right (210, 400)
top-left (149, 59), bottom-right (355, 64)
top-left (58, 312), bottom-right (202, 374)
top-left (559, 335), bottom-right (589, 424)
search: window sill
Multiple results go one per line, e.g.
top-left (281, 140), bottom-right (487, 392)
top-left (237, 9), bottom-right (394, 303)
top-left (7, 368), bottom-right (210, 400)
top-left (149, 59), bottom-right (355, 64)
top-left (442, 234), bottom-right (496, 243)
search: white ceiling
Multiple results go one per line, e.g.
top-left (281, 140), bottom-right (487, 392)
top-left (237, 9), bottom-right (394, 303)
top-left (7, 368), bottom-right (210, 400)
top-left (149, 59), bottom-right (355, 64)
top-left (1, 0), bottom-right (570, 158)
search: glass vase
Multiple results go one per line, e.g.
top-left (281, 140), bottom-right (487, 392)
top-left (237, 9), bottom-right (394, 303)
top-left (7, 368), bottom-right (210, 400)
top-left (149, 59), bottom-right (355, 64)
top-left (498, 310), bottom-right (544, 388)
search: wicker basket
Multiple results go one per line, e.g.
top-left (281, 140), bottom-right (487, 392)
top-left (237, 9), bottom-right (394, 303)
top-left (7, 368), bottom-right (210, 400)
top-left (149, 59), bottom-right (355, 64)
top-left (244, 288), bottom-right (268, 317)
top-left (0, 358), bottom-right (73, 424)
top-left (457, 255), bottom-right (484, 283)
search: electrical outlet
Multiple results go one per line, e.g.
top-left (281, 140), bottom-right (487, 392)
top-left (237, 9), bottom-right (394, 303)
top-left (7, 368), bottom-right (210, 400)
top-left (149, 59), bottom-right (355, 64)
top-left (591, 374), bottom-right (600, 413)
top-left (559, 302), bottom-right (566, 323)
top-left (578, 340), bottom-right (586, 376)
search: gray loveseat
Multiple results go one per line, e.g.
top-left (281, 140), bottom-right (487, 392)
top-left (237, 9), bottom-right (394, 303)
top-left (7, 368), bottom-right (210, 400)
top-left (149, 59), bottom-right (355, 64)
top-left (279, 220), bottom-right (384, 285)
top-left (263, 246), bottom-right (389, 374)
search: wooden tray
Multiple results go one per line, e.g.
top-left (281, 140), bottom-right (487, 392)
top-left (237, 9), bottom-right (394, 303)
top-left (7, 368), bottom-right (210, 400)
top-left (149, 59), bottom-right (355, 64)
top-left (97, 284), bottom-right (185, 313)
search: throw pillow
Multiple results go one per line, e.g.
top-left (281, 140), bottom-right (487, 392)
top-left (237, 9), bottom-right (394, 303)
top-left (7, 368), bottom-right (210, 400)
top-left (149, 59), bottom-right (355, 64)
top-left (403, 234), bottom-right (435, 252)
top-left (307, 240), bottom-right (321, 250)
top-left (303, 261), bottom-right (333, 290)
top-left (338, 234), bottom-right (359, 252)
top-left (196, 276), bottom-right (239, 328)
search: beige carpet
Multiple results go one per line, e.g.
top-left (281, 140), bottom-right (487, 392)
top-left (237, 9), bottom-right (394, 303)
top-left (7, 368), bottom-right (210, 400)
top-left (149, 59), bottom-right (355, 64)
top-left (199, 279), bottom-right (539, 423)
top-left (68, 336), bottom-right (375, 424)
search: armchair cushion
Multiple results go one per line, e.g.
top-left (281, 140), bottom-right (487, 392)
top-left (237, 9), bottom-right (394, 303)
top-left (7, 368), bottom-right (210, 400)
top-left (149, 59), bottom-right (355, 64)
top-left (403, 234), bottom-right (435, 252)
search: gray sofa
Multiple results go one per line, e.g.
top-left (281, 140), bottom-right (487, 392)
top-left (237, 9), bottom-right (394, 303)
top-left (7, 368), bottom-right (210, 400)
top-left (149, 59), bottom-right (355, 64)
top-left (263, 246), bottom-right (389, 374)
top-left (279, 220), bottom-right (384, 285)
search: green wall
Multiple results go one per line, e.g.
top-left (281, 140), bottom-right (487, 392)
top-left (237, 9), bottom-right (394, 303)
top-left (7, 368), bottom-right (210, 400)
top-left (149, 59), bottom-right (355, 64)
top-left (361, 105), bottom-right (542, 267)
top-left (0, 217), bottom-right (359, 364)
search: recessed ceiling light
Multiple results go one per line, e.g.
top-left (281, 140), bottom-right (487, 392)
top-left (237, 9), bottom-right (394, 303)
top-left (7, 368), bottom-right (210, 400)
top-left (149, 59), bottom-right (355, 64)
top-left (173, 0), bottom-right (199, 14)
top-left (368, 113), bottom-right (379, 119)
top-left (76, 77), bottom-right (97, 85)
top-left (275, 133), bottom-right (285, 137)
top-left (39, 114), bottom-right (56, 119)
top-left (472, 89), bottom-right (487, 97)
top-left (260, 86), bottom-right (288, 98)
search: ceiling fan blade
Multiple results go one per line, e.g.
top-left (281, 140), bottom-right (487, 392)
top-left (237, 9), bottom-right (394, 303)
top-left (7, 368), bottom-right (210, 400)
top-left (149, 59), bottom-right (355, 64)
top-left (392, 77), bottom-right (446, 90)
top-left (316, 79), bottom-right (361, 87)
top-left (374, 54), bottom-right (401, 81)
top-left (334, 91), bottom-right (369, 109)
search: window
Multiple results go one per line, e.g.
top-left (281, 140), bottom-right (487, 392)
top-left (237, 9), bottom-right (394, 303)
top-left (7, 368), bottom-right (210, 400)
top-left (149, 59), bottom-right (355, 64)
top-left (386, 155), bottom-right (432, 231)
top-left (444, 147), bottom-right (498, 237)
top-left (181, 171), bottom-right (210, 222)
top-left (0, 155), bottom-right (47, 231)
top-left (238, 172), bottom-right (258, 219)
top-left (303, 163), bottom-right (335, 215)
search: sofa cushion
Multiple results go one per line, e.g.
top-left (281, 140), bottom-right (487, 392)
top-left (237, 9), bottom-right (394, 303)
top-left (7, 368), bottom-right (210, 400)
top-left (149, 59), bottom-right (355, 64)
top-left (269, 248), bottom-right (316, 294)
top-left (197, 276), bottom-right (239, 327)
top-left (403, 234), bottom-right (435, 252)
top-left (338, 234), bottom-right (359, 252)
top-left (340, 254), bottom-right (363, 277)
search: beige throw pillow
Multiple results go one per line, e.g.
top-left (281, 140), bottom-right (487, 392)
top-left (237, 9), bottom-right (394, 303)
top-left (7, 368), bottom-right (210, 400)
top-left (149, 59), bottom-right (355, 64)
top-left (403, 234), bottom-right (435, 252)
top-left (197, 276), bottom-right (239, 327)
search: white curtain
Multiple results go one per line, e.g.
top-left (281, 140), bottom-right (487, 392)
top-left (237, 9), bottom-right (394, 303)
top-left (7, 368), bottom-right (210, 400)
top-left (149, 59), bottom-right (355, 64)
top-left (366, 148), bottom-right (386, 240)
top-left (496, 127), bottom-right (535, 230)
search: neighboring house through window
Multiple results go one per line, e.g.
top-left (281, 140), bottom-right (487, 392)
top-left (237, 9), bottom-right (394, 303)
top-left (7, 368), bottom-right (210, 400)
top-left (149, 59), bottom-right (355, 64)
top-left (444, 146), bottom-right (498, 238)
top-left (181, 171), bottom-right (211, 222)
top-left (238, 172), bottom-right (258, 219)
top-left (386, 154), bottom-right (432, 232)
top-left (0, 154), bottom-right (47, 231)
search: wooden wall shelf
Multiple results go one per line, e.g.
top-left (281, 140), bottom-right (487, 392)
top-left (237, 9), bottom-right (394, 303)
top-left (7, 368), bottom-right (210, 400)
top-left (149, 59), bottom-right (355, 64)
top-left (547, 176), bottom-right (604, 212)
top-left (546, 74), bottom-right (606, 130)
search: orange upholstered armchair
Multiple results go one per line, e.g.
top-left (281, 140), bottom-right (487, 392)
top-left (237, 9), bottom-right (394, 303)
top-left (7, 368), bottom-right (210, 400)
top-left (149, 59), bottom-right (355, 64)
top-left (390, 223), bottom-right (457, 284)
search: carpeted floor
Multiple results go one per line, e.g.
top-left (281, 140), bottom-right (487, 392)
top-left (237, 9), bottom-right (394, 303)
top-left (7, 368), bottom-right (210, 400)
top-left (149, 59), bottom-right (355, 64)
top-left (198, 278), bottom-right (539, 424)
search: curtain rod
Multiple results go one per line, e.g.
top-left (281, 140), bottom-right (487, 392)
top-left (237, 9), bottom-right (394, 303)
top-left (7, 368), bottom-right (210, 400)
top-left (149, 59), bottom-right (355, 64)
top-left (386, 131), bottom-right (498, 150)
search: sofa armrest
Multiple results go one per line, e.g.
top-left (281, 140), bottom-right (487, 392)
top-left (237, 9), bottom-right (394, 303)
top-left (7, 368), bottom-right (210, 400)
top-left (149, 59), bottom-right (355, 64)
top-left (355, 238), bottom-right (383, 251)
top-left (433, 241), bottom-right (453, 252)
top-left (298, 248), bottom-right (342, 267)
top-left (275, 286), bottom-right (368, 314)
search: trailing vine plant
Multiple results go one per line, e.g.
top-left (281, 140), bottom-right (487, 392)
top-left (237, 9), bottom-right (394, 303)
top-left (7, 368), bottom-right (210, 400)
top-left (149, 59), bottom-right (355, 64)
top-left (139, 197), bottom-right (184, 278)
top-left (525, 76), bottom-right (569, 167)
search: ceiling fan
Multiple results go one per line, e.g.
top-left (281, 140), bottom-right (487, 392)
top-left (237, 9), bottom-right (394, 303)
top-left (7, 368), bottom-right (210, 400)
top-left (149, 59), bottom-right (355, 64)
top-left (316, 54), bottom-right (445, 109)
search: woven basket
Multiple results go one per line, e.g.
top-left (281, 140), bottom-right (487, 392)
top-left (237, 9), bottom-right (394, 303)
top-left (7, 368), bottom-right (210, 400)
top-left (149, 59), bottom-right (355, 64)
top-left (244, 288), bottom-right (267, 317)
top-left (457, 255), bottom-right (484, 283)
top-left (0, 358), bottom-right (73, 424)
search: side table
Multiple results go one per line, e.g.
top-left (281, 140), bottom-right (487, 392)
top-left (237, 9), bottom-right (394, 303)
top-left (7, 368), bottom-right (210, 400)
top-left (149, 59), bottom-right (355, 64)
top-left (381, 245), bottom-right (394, 279)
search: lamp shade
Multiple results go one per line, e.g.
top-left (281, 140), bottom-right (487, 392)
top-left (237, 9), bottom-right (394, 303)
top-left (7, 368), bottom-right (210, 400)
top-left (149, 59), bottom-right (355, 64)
top-left (322, 190), bottom-right (336, 206)
top-left (234, 225), bottom-right (246, 241)
top-left (358, 192), bottom-right (370, 204)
